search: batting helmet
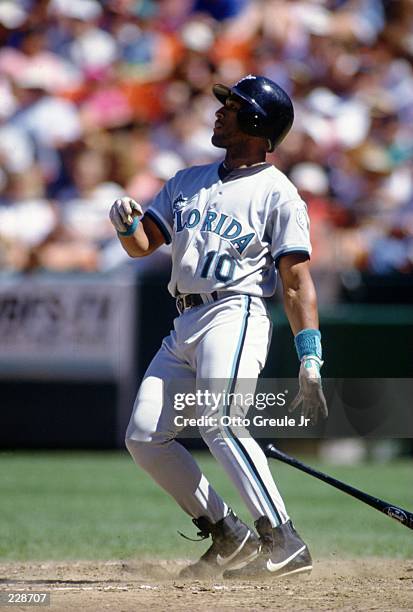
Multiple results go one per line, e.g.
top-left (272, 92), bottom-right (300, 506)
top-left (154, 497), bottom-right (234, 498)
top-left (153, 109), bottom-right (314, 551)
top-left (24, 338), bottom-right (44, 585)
top-left (212, 75), bottom-right (294, 152)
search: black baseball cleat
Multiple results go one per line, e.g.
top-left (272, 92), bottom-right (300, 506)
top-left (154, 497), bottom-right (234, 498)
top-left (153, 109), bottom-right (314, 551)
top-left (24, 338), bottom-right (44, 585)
top-left (224, 517), bottom-right (312, 579)
top-left (179, 509), bottom-right (261, 579)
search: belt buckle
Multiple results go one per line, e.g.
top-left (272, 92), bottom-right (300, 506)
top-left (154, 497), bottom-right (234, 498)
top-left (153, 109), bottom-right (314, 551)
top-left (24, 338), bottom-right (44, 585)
top-left (176, 296), bottom-right (184, 314)
top-left (176, 295), bottom-right (190, 314)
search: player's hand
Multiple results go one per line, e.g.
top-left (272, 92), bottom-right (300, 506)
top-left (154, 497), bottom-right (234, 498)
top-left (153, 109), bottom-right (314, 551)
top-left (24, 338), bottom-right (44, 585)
top-left (109, 197), bottom-right (143, 233)
top-left (289, 356), bottom-right (328, 424)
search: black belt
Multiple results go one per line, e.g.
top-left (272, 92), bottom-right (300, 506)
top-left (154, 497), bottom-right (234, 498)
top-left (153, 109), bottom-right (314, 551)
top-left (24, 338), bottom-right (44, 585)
top-left (176, 292), bottom-right (218, 314)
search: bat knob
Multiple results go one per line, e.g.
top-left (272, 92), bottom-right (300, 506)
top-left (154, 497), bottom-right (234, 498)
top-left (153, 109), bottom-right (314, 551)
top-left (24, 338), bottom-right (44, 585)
top-left (265, 443), bottom-right (276, 456)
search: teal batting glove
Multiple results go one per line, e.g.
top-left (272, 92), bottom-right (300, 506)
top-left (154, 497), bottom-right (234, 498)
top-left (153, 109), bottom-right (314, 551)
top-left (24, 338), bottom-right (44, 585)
top-left (289, 330), bottom-right (328, 424)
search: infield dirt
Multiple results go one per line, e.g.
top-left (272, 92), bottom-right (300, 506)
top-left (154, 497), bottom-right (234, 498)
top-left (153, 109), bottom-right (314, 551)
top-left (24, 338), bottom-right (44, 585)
top-left (0, 559), bottom-right (412, 611)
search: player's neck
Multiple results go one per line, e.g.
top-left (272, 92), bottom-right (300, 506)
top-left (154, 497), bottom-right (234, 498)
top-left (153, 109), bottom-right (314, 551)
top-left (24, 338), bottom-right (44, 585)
top-left (223, 157), bottom-right (267, 171)
top-left (223, 149), bottom-right (267, 171)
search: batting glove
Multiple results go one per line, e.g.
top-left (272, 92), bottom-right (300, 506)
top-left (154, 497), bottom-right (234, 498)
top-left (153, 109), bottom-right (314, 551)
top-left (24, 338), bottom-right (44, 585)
top-left (289, 356), bottom-right (328, 423)
top-left (109, 197), bottom-right (143, 234)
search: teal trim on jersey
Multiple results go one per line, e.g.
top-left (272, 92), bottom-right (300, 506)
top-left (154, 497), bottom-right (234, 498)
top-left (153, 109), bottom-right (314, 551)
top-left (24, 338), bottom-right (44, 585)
top-left (223, 295), bottom-right (282, 526)
top-left (144, 210), bottom-right (172, 245)
top-left (274, 247), bottom-right (310, 268)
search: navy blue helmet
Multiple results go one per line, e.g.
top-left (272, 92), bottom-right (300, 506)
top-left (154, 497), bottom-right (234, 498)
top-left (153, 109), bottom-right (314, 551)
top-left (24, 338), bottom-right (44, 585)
top-left (213, 75), bottom-right (294, 152)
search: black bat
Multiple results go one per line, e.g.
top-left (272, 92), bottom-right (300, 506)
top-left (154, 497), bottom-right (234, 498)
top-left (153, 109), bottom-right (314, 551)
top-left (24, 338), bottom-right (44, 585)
top-left (265, 443), bottom-right (413, 531)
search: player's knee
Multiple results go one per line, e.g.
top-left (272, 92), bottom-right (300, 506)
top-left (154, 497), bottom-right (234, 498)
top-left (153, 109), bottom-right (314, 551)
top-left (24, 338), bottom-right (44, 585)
top-left (125, 433), bottom-right (140, 453)
top-left (125, 434), bottom-right (139, 454)
top-left (125, 434), bottom-right (153, 465)
top-left (125, 393), bottom-right (177, 458)
top-left (125, 432), bottom-right (173, 471)
top-left (125, 429), bottom-right (170, 454)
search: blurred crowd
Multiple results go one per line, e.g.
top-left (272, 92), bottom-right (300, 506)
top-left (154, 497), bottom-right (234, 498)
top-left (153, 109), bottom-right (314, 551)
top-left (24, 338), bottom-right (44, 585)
top-left (0, 0), bottom-right (412, 283)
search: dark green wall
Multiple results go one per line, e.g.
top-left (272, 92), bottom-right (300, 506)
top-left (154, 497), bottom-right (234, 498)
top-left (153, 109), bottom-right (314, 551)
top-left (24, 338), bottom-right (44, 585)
top-left (1, 275), bottom-right (411, 449)
top-left (263, 305), bottom-right (413, 378)
top-left (136, 276), bottom-right (413, 379)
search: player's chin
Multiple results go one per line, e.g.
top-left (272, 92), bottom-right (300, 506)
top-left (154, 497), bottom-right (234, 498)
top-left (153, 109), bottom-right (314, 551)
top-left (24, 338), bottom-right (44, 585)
top-left (211, 132), bottom-right (226, 148)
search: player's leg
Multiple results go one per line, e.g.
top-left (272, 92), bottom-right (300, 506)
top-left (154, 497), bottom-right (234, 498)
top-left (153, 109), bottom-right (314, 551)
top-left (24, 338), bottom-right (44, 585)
top-left (126, 332), bottom-right (260, 576)
top-left (125, 333), bottom-right (227, 522)
top-left (195, 295), bottom-right (288, 526)
top-left (195, 295), bottom-right (311, 577)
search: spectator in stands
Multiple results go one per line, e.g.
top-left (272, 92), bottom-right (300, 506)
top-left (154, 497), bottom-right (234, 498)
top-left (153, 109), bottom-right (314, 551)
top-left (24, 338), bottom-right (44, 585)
top-left (0, 0), bottom-right (411, 299)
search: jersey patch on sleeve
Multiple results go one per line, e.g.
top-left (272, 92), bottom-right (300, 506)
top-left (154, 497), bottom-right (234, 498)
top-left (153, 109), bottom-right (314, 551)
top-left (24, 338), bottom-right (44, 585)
top-left (295, 204), bottom-right (310, 231)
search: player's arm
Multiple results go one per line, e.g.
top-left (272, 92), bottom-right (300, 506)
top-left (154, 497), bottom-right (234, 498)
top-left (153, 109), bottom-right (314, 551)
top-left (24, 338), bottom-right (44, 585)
top-left (278, 252), bottom-right (328, 422)
top-left (278, 253), bottom-right (318, 334)
top-left (109, 197), bottom-right (166, 257)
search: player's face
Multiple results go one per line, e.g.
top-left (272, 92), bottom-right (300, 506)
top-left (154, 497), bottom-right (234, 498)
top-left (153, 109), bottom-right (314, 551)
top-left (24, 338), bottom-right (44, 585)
top-left (211, 96), bottom-right (245, 149)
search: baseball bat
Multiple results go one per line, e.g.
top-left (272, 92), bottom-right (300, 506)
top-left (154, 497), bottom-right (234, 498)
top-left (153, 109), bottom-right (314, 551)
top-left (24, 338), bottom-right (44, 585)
top-left (265, 444), bottom-right (413, 531)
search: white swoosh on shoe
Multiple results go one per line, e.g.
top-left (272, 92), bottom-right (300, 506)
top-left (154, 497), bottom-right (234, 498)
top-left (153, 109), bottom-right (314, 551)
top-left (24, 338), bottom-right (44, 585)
top-left (216, 532), bottom-right (250, 566)
top-left (266, 545), bottom-right (306, 572)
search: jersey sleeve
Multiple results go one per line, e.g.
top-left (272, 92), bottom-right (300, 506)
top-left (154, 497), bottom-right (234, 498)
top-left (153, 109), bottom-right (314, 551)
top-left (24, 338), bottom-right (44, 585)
top-left (270, 198), bottom-right (312, 267)
top-left (144, 181), bottom-right (174, 245)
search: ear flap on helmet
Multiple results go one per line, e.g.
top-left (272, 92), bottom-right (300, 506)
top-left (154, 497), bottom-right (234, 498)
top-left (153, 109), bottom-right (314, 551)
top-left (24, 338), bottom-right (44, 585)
top-left (238, 108), bottom-right (262, 132)
top-left (237, 107), bottom-right (273, 149)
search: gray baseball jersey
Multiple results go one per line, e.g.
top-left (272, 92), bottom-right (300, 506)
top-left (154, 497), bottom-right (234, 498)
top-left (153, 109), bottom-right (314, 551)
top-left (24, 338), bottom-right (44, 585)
top-left (145, 162), bottom-right (311, 297)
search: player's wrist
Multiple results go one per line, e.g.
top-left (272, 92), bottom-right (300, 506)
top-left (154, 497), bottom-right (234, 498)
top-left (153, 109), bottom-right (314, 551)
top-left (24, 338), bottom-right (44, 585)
top-left (117, 216), bottom-right (140, 236)
top-left (301, 355), bottom-right (323, 366)
top-left (294, 328), bottom-right (322, 361)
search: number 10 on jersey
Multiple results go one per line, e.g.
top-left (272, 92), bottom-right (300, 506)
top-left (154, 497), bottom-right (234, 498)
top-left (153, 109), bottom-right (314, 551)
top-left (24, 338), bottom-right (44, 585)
top-left (200, 250), bottom-right (235, 282)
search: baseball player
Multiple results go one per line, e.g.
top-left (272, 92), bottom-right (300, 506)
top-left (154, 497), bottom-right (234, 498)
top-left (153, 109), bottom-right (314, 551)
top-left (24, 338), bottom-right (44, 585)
top-left (109, 75), bottom-right (328, 579)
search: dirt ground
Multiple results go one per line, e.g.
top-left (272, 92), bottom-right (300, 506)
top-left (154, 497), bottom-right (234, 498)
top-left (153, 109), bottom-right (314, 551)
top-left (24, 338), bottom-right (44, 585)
top-left (0, 559), bottom-right (412, 612)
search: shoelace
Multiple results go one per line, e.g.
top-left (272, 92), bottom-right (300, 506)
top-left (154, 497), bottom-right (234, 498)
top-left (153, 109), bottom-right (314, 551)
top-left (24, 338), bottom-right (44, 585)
top-left (177, 529), bottom-right (209, 542)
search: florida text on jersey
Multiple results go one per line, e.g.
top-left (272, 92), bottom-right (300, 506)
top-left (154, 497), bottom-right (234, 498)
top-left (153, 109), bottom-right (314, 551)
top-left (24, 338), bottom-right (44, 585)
top-left (145, 162), bottom-right (311, 298)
